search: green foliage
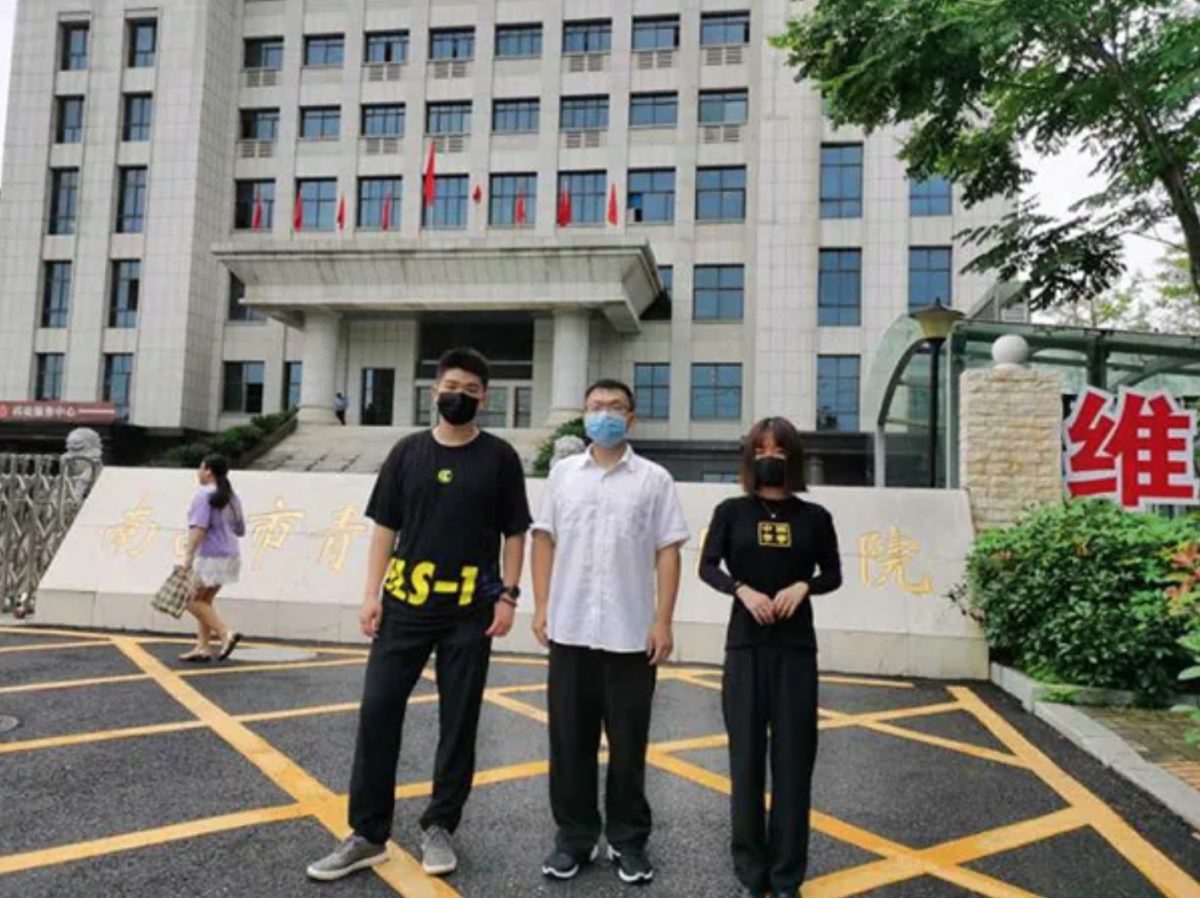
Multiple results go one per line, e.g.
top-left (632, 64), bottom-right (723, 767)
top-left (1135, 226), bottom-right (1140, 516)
top-left (1175, 631), bottom-right (1200, 744)
top-left (156, 412), bottom-right (294, 469)
top-left (162, 442), bottom-right (211, 470)
top-left (772, 0), bottom-right (1200, 309)
top-left (532, 418), bottom-right (586, 477)
top-left (962, 500), bottom-right (1195, 704)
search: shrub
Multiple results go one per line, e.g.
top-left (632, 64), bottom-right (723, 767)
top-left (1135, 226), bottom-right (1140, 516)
top-left (532, 418), bottom-right (586, 476)
top-left (963, 499), bottom-right (1194, 704)
top-left (163, 442), bottom-right (211, 469)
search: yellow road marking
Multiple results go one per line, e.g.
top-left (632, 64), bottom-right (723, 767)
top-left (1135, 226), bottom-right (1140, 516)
top-left (0, 625), bottom-right (114, 641)
top-left (820, 674), bottom-right (915, 690)
top-left (238, 693), bottom-right (438, 725)
top-left (0, 803), bottom-right (309, 876)
top-left (653, 733), bottom-right (729, 754)
top-left (137, 635), bottom-right (370, 657)
top-left (482, 689), bottom-right (548, 724)
top-left (110, 637), bottom-right (461, 898)
top-left (0, 720), bottom-right (208, 755)
top-left (488, 683), bottom-right (548, 696)
top-left (664, 670), bottom-right (915, 691)
top-left (953, 686), bottom-right (1200, 898)
top-left (818, 701), bottom-right (964, 730)
top-left (181, 657), bottom-right (365, 678)
top-left (0, 639), bottom-right (112, 655)
top-left (821, 706), bottom-right (1026, 768)
top-left (0, 673), bottom-right (151, 695)
top-left (394, 760), bottom-right (552, 800)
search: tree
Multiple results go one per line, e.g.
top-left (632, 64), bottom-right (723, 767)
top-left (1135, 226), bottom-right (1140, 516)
top-left (773, 0), bottom-right (1200, 311)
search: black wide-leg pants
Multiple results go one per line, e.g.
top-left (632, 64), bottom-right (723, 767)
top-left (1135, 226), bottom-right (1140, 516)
top-left (349, 606), bottom-right (492, 844)
top-left (548, 641), bottom-right (657, 853)
top-left (723, 644), bottom-right (819, 894)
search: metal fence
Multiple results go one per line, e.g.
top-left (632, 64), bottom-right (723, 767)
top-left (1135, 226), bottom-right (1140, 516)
top-left (0, 454), bottom-right (98, 618)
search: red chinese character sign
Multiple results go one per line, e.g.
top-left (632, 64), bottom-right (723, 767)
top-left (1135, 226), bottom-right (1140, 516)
top-left (1064, 387), bottom-right (1198, 511)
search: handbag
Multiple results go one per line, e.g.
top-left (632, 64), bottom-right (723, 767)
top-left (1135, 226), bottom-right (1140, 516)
top-left (151, 565), bottom-right (194, 619)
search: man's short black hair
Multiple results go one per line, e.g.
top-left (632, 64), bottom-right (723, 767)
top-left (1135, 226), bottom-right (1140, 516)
top-left (437, 347), bottom-right (490, 387)
top-left (584, 378), bottom-right (636, 412)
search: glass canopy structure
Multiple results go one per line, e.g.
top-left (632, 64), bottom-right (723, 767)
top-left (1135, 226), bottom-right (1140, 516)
top-left (863, 317), bottom-right (1200, 488)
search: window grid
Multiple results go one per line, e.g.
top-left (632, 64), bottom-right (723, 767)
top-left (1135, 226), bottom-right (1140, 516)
top-left (297, 179), bottom-right (338, 231)
top-left (223, 362), bottom-right (265, 415)
top-left (820, 144), bottom-right (863, 219)
top-left (362, 105), bottom-right (404, 138)
top-left (127, 20), bottom-right (156, 68)
top-left (235, 180), bottom-right (275, 230)
top-left (632, 17), bottom-right (680, 50)
top-left (304, 34), bottom-right (345, 67)
top-left (691, 364), bottom-right (742, 420)
top-left (558, 171), bottom-right (606, 225)
top-left (422, 175), bottom-right (469, 229)
top-left (61, 24), bottom-right (88, 71)
top-left (357, 177), bottom-right (402, 230)
top-left (910, 177), bottom-right (953, 217)
top-left (36, 354), bottom-right (65, 401)
top-left (116, 168), bottom-right (147, 234)
top-left (560, 96), bottom-right (609, 131)
top-left (365, 31), bottom-right (408, 64)
top-left (818, 249), bottom-right (863, 327)
top-left (49, 169), bottom-right (79, 236)
top-left (630, 92), bottom-right (678, 128)
top-left (426, 102), bottom-right (472, 135)
top-left (430, 29), bottom-right (475, 60)
top-left (563, 21), bottom-right (612, 54)
top-left (696, 166), bottom-right (746, 222)
top-left (694, 265), bottom-right (745, 320)
top-left (634, 363), bottom-right (670, 420)
top-left (489, 174), bottom-right (537, 227)
top-left (228, 274), bottom-right (264, 322)
top-left (496, 25), bottom-right (542, 58)
top-left (41, 262), bottom-right (71, 329)
top-left (103, 354), bottom-right (134, 417)
top-left (109, 261), bottom-right (141, 329)
top-left (492, 99), bottom-right (539, 134)
top-left (699, 90), bottom-right (748, 126)
top-left (817, 356), bottom-right (861, 432)
top-left (300, 107), bottom-right (341, 140)
top-left (56, 97), bottom-right (84, 144)
top-left (909, 247), bottom-right (953, 310)
top-left (241, 108), bottom-right (280, 141)
top-left (245, 38), bottom-right (283, 70)
top-left (627, 169), bottom-right (675, 224)
top-left (700, 12), bottom-right (750, 46)
top-left (123, 94), bottom-right (153, 142)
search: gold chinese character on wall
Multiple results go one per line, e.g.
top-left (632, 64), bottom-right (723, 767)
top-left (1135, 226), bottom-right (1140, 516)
top-left (317, 504), bottom-right (369, 573)
top-left (247, 498), bottom-right (306, 569)
top-left (858, 526), bottom-right (934, 596)
top-left (102, 500), bottom-right (159, 559)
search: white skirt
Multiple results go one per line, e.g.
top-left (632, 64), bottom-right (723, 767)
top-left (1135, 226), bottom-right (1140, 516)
top-left (193, 556), bottom-right (242, 588)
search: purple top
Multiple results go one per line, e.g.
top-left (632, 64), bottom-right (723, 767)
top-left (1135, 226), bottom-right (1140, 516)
top-left (188, 487), bottom-right (244, 559)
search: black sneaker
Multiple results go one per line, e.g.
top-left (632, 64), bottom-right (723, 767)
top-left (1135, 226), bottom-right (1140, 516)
top-left (541, 843), bottom-right (599, 880)
top-left (607, 845), bottom-right (654, 884)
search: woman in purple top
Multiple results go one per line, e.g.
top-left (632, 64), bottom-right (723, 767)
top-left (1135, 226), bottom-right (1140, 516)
top-left (179, 454), bottom-right (245, 662)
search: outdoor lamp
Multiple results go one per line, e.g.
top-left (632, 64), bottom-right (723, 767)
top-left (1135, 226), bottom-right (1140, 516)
top-left (909, 300), bottom-right (964, 488)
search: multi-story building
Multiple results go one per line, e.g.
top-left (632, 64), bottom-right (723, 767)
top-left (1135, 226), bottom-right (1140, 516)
top-left (0, 0), bottom-right (1008, 479)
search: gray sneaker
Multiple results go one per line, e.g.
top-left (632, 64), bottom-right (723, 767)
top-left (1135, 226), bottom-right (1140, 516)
top-left (421, 826), bottom-right (458, 876)
top-left (306, 833), bottom-right (388, 881)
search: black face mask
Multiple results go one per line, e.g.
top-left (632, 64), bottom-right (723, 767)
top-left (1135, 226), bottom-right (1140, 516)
top-left (437, 391), bottom-right (480, 426)
top-left (754, 457), bottom-right (788, 489)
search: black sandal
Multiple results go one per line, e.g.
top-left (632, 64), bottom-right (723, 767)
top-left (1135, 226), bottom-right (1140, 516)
top-left (217, 632), bottom-right (242, 662)
top-left (179, 648), bottom-right (213, 663)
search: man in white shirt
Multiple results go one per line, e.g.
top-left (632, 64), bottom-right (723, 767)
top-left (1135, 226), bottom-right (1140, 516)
top-left (531, 378), bottom-right (689, 886)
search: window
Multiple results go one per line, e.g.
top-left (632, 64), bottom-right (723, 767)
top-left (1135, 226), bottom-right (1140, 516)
top-left (116, 167), bottom-right (147, 233)
top-left (56, 97), bottom-right (84, 143)
top-left (423, 175), bottom-right (469, 229)
top-left (701, 11), bottom-right (750, 46)
top-left (633, 16), bottom-right (680, 50)
top-left (492, 99), bottom-right (539, 134)
top-left (228, 274), bottom-right (264, 322)
top-left (696, 166), bottom-right (746, 221)
top-left (109, 260), bottom-right (141, 328)
top-left (496, 24), bottom-right (542, 58)
top-left (49, 169), bottom-right (79, 235)
top-left (362, 104), bottom-right (404, 138)
top-left (910, 176), bottom-right (952, 217)
top-left (563, 20), bottom-right (611, 54)
top-left (694, 265), bottom-right (744, 320)
top-left (627, 169), bottom-right (675, 224)
top-left (820, 144), bottom-right (863, 219)
top-left (489, 173), bottom-right (536, 226)
top-left (123, 94), bottom-right (153, 142)
top-left (909, 247), bottom-right (953, 310)
top-left (558, 171), bottom-right (606, 225)
top-left (244, 37), bottom-right (283, 70)
top-left (357, 177), bottom-right (402, 230)
top-left (35, 354), bottom-right (65, 401)
top-left (699, 89), bottom-right (748, 125)
top-left (691, 364), bottom-right (742, 420)
top-left (300, 106), bottom-right (341, 141)
top-left (304, 34), bottom-right (344, 67)
top-left (634, 363), bottom-right (670, 420)
top-left (235, 180), bottom-right (275, 230)
top-left (641, 266), bottom-right (672, 321)
top-left (430, 28), bottom-right (474, 60)
top-left (103, 354), bottom-right (134, 417)
top-left (223, 362), bottom-right (265, 414)
top-left (127, 19), bottom-right (156, 67)
top-left (296, 179), bottom-right (338, 231)
top-left (240, 108), bottom-right (280, 141)
top-left (60, 23), bottom-right (88, 71)
top-left (560, 96), bottom-right (608, 131)
top-left (515, 386), bottom-right (532, 429)
top-left (818, 249), bottom-right (862, 327)
top-left (283, 362), bottom-right (303, 412)
top-left (630, 93), bottom-right (677, 128)
top-left (41, 262), bottom-right (71, 329)
top-left (426, 102), bottom-right (471, 135)
top-left (365, 31), bottom-right (408, 64)
top-left (817, 356), bottom-right (861, 432)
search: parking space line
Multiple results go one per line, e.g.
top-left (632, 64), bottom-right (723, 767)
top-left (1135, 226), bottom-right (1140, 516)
top-left (0, 625), bottom-right (115, 641)
top-left (663, 670), bottom-right (916, 690)
top-left (818, 701), bottom-right (964, 730)
top-left (394, 760), bottom-right (553, 801)
top-left (0, 672), bottom-right (151, 695)
top-left (181, 657), bottom-right (366, 678)
top-left (820, 706), bottom-right (1026, 768)
top-left (0, 639), bottom-right (113, 655)
top-left (0, 719), bottom-right (208, 755)
top-left (238, 694), bottom-right (438, 725)
top-left (137, 635), bottom-right (370, 658)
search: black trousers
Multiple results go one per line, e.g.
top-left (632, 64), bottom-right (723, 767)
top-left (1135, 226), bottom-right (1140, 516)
top-left (548, 641), bottom-right (657, 853)
top-left (722, 644), bottom-right (819, 893)
top-left (349, 606), bottom-right (492, 844)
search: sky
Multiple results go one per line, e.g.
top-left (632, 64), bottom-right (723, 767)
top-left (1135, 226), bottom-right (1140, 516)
top-left (0, 0), bottom-right (1161, 282)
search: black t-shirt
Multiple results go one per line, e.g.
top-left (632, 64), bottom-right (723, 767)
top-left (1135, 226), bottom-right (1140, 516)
top-left (699, 495), bottom-right (842, 649)
top-left (365, 430), bottom-right (532, 628)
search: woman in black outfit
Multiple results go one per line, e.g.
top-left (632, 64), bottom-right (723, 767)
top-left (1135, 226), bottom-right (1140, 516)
top-left (699, 417), bottom-right (842, 898)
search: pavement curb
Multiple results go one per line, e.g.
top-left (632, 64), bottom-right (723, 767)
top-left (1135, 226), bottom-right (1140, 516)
top-left (990, 663), bottom-right (1200, 830)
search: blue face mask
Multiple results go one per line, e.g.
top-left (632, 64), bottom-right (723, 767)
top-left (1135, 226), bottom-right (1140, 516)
top-left (584, 411), bottom-right (629, 448)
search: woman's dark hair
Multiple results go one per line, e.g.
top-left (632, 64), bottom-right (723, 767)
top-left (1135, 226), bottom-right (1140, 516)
top-left (202, 454), bottom-right (235, 510)
top-left (739, 417), bottom-right (807, 494)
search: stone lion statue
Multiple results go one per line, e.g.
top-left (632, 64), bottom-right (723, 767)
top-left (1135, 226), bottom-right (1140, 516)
top-left (61, 427), bottom-right (103, 501)
top-left (550, 434), bottom-right (586, 469)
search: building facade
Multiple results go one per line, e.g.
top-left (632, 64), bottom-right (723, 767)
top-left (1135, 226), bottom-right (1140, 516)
top-left (0, 0), bottom-right (1008, 478)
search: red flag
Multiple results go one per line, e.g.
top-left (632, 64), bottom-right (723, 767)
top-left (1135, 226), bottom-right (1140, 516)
top-left (472, 184), bottom-right (483, 204)
top-left (514, 189), bottom-right (527, 226)
top-left (336, 196), bottom-right (346, 231)
top-left (251, 191), bottom-right (264, 231)
top-left (607, 183), bottom-right (619, 225)
top-left (381, 192), bottom-right (393, 231)
top-left (556, 188), bottom-right (572, 227)
top-left (423, 141), bottom-right (437, 207)
top-left (293, 190), bottom-right (304, 231)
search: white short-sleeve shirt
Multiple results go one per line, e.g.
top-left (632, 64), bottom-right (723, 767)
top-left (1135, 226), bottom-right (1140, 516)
top-left (533, 445), bottom-right (690, 653)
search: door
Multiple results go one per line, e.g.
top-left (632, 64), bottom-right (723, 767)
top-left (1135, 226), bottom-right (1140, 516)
top-left (361, 368), bottom-right (395, 426)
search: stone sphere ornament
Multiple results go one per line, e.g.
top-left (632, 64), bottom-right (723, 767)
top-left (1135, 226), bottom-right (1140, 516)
top-left (992, 334), bottom-right (1030, 370)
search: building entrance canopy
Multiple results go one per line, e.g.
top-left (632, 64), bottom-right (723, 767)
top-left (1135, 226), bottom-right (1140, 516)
top-left (213, 240), bottom-right (662, 334)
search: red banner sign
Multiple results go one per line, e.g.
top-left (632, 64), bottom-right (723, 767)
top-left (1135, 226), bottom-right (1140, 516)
top-left (0, 401), bottom-right (118, 425)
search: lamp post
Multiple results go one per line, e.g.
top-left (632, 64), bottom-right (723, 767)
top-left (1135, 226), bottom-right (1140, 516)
top-left (909, 299), bottom-right (964, 488)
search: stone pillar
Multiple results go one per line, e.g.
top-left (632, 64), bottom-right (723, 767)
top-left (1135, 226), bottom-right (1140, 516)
top-left (297, 312), bottom-right (341, 425)
top-left (547, 309), bottom-right (590, 425)
top-left (959, 336), bottom-right (1063, 530)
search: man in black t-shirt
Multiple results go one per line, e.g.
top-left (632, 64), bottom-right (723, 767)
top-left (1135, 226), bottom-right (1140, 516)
top-left (307, 348), bottom-right (532, 884)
